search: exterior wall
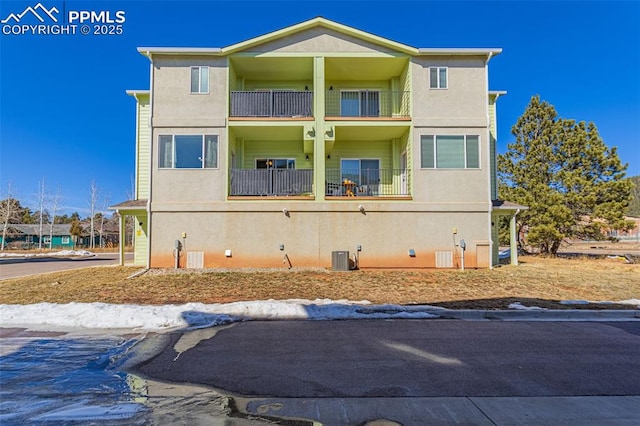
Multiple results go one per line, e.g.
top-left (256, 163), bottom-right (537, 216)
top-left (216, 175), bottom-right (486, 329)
top-left (150, 127), bottom-right (227, 203)
top-left (327, 140), bottom-right (394, 170)
top-left (410, 56), bottom-right (491, 206)
top-left (324, 80), bottom-right (391, 91)
top-left (140, 22), bottom-right (500, 269)
top-left (243, 140), bottom-right (310, 169)
top-left (488, 96), bottom-right (498, 200)
top-left (152, 56), bottom-right (228, 127)
top-left (244, 80), bottom-right (313, 91)
top-left (411, 126), bottom-right (491, 203)
top-left (133, 214), bottom-right (148, 266)
top-left (412, 56), bottom-right (487, 127)
top-left (247, 27), bottom-right (399, 54)
top-left (1, 235), bottom-right (73, 249)
top-left (150, 207), bottom-right (489, 269)
top-left (136, 95), bottom-right (151, 199)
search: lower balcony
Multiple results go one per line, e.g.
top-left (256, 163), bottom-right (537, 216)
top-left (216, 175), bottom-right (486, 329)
top-left (230, 169), bottom-right (313, 196)
top-left (325, 168), bottom-right (410, 197)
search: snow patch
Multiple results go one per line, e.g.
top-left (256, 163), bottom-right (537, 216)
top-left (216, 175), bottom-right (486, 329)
top-left (560, 299), bottom-right (640, 307)
top-left (508, 302), bottom-right (547, 311)
top-left (0, 250), bottom-right (94, 258)
top-left (0, 299), bottom-right (440, 332)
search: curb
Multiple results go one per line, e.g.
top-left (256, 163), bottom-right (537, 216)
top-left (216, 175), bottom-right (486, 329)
top-left (435, 309), bottom-right (640, 321)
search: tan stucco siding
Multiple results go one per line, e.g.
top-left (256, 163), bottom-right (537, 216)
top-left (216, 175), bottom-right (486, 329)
top-left (411, 127), bottom-right (491, 203)
top-left (247, 27), bottom-right (400, 54)
top-left (411, 57), bottom-right (487, 124)
top-left (149, 208), bottom-right (490, 269)
top-left (152, 56), bottom-right (227, 123)
top-left (151, 127), bottom-right (227, 203)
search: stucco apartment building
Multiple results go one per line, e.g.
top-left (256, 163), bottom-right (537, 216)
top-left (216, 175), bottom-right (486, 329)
top-left (111, 17), bottom-right (522, 269)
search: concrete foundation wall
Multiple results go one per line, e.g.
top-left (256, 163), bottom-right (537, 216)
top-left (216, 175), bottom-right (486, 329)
top-left (149, 206), bottom-right (490, 269)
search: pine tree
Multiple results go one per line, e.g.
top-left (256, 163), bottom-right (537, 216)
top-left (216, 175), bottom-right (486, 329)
top-left (628, 176), bottom-right (640, 217)
top-left (498, 95), bottom-right (633, 254)
top-left (69, 220), bottom-right (83, 249)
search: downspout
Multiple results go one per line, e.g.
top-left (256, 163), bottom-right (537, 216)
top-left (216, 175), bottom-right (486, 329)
top-left (485, 51), bottom-right (494, 268)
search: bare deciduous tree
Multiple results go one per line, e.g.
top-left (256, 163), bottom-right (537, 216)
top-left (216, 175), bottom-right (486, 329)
top-left (36, 178), bottom-right (46, 249)
top-left (89, 180), bottom-right (99, 249)
top-left (1, 183), bottom-right (21, 251)
top-left (48, 186), bottom-right (62, 249)
top-left (99, 194), bottom-right (110, 248)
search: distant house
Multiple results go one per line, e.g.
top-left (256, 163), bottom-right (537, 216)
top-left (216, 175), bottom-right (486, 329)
top-left (1, 224), bottom-right (74, 249)
top-left (111, 17), bottom-right (525, 269)
top-left (606, 216), bottom-right (640, 242)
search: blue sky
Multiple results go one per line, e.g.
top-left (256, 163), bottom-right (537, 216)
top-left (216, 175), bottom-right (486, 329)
top-left (1, 0), bottom-right (639, 215)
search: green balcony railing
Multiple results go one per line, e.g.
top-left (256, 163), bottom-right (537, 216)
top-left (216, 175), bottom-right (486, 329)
top-left (325, 90), bottom-right (410, 118)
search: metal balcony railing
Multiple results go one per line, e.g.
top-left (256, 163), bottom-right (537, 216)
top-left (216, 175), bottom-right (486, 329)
top-left (230, 91), bottom-right (313, 118)
top-left (325, 169), bottom-right (410, 197)
top-left (325, 90), bottom-right (410, 118)
top-left (230, 169), bottom-right (314, 196)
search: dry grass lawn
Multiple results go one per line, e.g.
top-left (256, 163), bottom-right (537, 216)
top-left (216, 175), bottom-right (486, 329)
top-left (0, 256), bottom-right (638, 309)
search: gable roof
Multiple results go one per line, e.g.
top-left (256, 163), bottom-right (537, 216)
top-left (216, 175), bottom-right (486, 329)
top-left (138, 17), bottom-right (501, 60)
top-left (8, 224), bottom-right (72, 236)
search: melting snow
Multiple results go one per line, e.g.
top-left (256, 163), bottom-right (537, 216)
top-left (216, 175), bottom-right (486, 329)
top-left (0, 299), bottom-right (441, 332)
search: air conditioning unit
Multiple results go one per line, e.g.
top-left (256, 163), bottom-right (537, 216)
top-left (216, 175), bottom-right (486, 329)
top-left (331, 251), bottom-right (350, 271)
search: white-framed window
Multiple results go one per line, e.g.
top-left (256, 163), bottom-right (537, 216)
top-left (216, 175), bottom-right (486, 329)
top-left (429, 67), bottom-right (448, 89)
top-left (420, 135), bottom-right (480, 169)
top-left (190, 66), bottom-right (209, 94)
top-left (43, 236), bottom-right (51, 243)
top-left (159, 135), bottom-right (218, 169)
top-left (61, 236), bottom-right (70, 244)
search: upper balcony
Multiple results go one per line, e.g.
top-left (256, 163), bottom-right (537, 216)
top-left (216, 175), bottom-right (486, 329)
top-left (325, 90), bottom-right (410, 119)
top-left (230, 90), bottom-right (313, 118)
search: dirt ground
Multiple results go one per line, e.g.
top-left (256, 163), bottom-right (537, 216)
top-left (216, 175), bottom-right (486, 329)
top-left (0, 255), bottom-right (638, 310)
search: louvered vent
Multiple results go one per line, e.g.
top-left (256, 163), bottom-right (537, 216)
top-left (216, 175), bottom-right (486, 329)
top-left (186, 251), bottom-right (204, 269)
top-left (435, 251), bottom-right (453, 268)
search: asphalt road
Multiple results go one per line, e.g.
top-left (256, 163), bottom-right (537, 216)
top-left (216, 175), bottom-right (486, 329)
top-left (0, 253), bottom-right (131, 279)
top-left (136, 320), bottom-right (640, 399)
top-left (132, 319), bottom-right (640, 424)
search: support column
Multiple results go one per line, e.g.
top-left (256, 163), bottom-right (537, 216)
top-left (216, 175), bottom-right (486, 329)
top-left (118, 212), bottom-right (125, 266)
top-left (313, 56), bottom-right (326, 201)
top-left (510, 212), bottom-right (518, 266)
